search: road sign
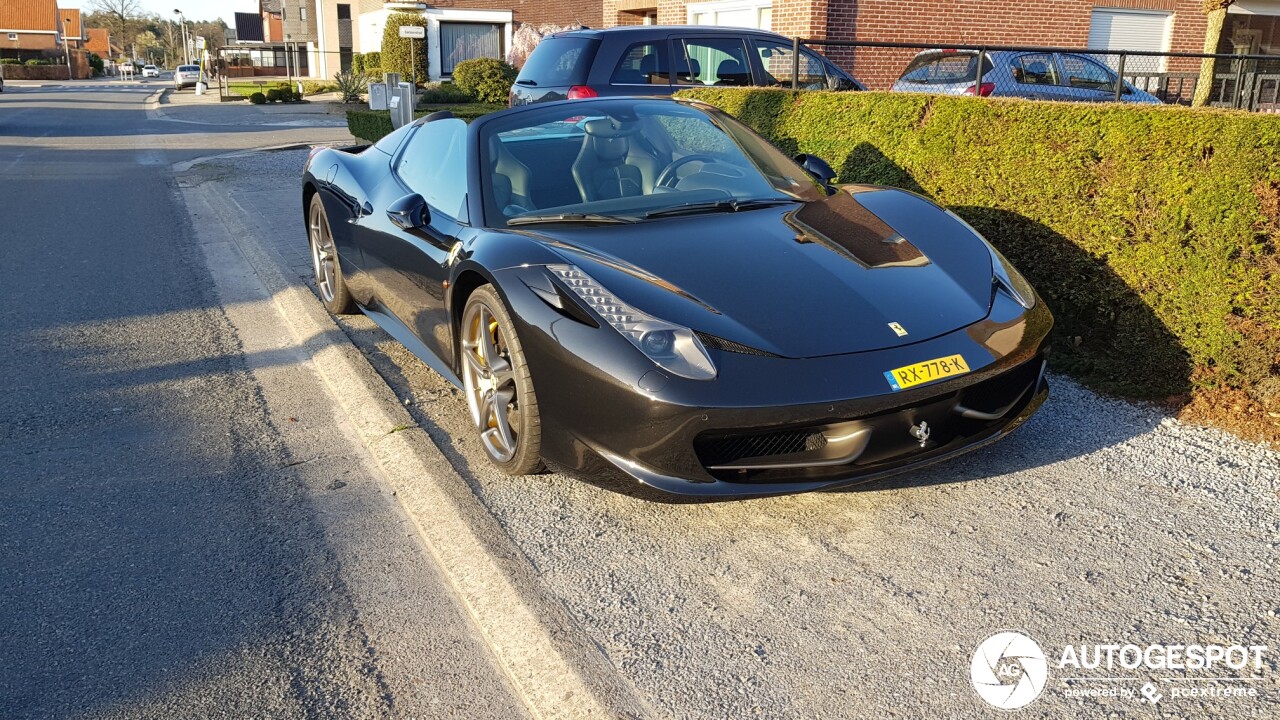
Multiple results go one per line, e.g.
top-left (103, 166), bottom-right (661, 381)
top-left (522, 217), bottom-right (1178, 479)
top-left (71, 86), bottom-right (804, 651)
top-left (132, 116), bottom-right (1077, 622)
top-left (399, 25), bottom-right (425, 39)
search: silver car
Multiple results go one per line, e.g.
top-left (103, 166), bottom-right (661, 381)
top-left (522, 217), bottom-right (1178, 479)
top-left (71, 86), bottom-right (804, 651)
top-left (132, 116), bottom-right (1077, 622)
top-left (173, 64), bottom-right (201, 90)
top-left (891, 49), bottom-right (1161, 104)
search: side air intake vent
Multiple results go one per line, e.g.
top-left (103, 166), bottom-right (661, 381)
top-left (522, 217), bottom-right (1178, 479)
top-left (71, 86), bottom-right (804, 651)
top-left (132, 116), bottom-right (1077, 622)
top-left (694, 331), bottom-right (781, 358)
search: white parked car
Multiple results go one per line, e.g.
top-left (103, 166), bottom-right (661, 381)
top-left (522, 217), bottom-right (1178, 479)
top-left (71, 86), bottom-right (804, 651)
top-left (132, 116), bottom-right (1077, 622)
top-left (173, 65), bottom-right (201, 89)
top-left (142, 65), bottom-right (160, 78)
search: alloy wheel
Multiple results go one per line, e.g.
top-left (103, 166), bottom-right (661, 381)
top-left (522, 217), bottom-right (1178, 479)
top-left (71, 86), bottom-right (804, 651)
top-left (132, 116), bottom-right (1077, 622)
top-left (308, 202), bottom-right (337, 303)
top-left (460, 302), bottom-right (521, 463)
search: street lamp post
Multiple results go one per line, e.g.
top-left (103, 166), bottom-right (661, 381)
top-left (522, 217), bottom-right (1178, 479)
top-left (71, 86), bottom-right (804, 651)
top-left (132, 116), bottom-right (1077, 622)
top-left (173, 10), bottom-right (189, 65)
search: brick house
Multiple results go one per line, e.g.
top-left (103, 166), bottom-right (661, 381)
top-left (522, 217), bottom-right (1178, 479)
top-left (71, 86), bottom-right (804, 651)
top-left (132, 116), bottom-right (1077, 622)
top-left (309, 0), bottom-right (601, 80)
top-left (58, 7), bottom-right (81, 49)
top-left (596, 0), bottom-right (1280, 89)
top-left (0, 0), bottom-right (62, 55)
top-left (83, 27), bottom-right (110, 56)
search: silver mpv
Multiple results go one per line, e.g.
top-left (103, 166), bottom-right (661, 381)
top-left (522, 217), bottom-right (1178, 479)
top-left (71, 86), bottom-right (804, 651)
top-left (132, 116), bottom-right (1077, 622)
top-left (891, 49), bottom-right (1162, 104)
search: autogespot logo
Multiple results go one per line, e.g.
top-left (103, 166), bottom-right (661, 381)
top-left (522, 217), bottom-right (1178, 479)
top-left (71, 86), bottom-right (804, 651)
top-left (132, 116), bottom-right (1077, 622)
top-left (971, 632), bottom-right (1050, 710)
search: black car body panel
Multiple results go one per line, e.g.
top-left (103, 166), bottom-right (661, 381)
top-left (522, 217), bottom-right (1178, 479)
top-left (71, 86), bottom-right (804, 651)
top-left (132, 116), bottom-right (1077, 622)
top-left (510, 26), bottom-right (863, 106)
top-left (302, 97), bottom-right (1051, 498)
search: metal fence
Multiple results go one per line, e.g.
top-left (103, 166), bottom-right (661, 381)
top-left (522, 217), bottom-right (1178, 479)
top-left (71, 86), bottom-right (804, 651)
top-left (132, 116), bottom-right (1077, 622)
top-left (792, 38), bottom-right (1280, 112)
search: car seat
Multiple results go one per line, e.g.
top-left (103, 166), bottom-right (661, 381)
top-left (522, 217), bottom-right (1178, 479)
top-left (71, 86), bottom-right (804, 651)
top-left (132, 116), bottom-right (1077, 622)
top-left (675, 56), bottom-right (702, 84)
top-left (571, 119), bottom-right (661, 202)
top-left (1025, 60), bottom-right (1052, 84)
top-left (489, 135), bottom-right (535, 215)
top-left (715, 59), bottom-right (750, 86)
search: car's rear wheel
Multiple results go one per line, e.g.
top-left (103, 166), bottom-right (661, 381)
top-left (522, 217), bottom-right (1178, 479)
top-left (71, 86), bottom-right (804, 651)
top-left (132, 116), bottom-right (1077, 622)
top-left (460, 285), bottom-right (542, 475)
top-left (308, 194), bottom-right (355, 314)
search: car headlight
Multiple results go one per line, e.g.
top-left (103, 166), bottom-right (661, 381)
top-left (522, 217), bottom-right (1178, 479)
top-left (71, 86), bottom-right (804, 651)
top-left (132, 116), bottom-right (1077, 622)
top-left (945, 210), bottom-right (1036, 309)
top-left (547, 264), bottom-right (717, 380)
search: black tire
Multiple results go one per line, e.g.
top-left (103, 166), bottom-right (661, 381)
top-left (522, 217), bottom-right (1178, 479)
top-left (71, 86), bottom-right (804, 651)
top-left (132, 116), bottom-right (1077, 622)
top-left (461, 285), bottom-right (543, 475)
top-left (307, 193), bottom-right (356, 315)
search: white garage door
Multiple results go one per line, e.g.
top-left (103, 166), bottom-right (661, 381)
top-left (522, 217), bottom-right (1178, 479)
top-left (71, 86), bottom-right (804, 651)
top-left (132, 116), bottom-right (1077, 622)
top-left (1088, 8), bottom-right (1172, 71)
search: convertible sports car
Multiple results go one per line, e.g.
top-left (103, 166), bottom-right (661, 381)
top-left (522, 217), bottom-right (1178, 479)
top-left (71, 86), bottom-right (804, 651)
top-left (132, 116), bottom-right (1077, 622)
top-left (302, 97), bottom-right (1052, 497)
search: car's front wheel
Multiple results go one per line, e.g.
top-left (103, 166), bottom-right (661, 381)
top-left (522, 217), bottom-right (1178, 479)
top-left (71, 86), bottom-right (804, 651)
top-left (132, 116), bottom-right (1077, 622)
top-left (460, 285), bottom-right (542, 475)
top-left (307, 193), bottom-right (355, 314)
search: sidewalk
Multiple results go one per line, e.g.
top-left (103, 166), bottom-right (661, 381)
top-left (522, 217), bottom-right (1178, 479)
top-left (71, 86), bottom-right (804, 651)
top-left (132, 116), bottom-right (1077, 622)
top-left (154, 87), bottom-right (350, 128)
top-left (172, 148), bottom-right (654, 720)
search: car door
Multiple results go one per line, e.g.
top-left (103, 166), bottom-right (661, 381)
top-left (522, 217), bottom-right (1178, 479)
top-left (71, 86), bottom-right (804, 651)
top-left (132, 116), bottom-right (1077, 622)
top-left (672, 36), bottom-right (753, 88)
top-left (360, 118), bottom-right (470, 361)
top-left (1055, 53), bottom-right (1120, 102)
top-left (750, 38), bottom-right (833, 90)
top-left (605, 39), bottom-right (674, 97)
top-left (1007, 52), bottom-right (1061, 100)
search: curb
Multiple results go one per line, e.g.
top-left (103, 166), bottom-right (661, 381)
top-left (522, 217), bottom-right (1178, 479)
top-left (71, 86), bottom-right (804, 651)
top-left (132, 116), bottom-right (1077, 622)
top-left (143, 88), bottom-right (167, 120)
top-left (170, 142), bottom-right (341, 173)
top-left (178, 156), bottom-right (654, 720)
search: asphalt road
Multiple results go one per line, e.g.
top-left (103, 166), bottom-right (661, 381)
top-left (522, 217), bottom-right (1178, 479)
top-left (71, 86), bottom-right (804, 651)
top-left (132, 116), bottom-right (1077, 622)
top-left (190, 148), bottom-right (1280, 719)
top-left (0, 85), bottom-right (525, 718)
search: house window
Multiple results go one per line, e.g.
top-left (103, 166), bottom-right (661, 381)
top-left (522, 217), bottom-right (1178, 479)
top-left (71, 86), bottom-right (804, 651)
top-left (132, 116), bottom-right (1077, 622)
top-left (687, 0), bottom-right (771, 30)
top-left (7, 33), bottom-right (17, 41)
top-left (441, 22), bottom-right (502, 75)
top-left (300, 6), bottom-right (307, 21)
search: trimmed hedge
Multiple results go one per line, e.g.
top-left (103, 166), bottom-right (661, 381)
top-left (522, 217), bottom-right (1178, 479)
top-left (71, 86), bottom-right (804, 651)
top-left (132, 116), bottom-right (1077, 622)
top-left (418, 82), bottom-right (475, 105)
top-left (678, 88), bottom-right (1280, 436)
top-left (346, 103), bottom-right (505, 142)
top-left (347, 109), bottom-right (394, 143)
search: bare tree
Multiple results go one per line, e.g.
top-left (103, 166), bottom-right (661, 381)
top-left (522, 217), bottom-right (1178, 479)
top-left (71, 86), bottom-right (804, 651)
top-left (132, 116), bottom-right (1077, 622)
top-left (89, 0), bottom-right (141, 58)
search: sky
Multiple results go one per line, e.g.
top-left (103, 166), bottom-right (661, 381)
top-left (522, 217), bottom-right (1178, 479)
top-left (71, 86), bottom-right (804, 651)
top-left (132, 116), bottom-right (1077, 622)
top-left (58, 0), bottom-right (259, 23)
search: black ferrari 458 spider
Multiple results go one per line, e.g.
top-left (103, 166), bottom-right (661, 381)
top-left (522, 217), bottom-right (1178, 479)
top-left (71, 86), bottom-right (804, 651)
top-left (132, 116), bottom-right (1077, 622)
top-left (302, 96), bottom-right (1052, 498)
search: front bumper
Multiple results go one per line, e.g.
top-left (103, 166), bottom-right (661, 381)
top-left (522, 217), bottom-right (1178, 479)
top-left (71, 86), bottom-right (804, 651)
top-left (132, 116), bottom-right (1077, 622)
top-left (499, 267), bottom-right (1054, 498)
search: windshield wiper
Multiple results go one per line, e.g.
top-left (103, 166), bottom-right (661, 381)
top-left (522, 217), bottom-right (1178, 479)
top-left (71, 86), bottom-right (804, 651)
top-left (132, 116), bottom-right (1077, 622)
top-left (641, 198), bottom-right (796, 219)
top-left (507, 212), bottom-right (637, 226)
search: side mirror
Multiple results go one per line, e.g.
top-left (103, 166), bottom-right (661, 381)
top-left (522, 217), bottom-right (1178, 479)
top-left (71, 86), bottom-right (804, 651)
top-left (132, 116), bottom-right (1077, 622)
top-left (387, 193), bottom-right (431, 231)
top-left (794, 154), bottom-right (837, 184)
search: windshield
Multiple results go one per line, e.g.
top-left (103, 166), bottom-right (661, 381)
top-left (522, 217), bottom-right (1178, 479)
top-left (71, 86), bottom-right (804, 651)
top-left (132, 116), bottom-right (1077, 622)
top-left (479, 98), bottom-right (826, 227)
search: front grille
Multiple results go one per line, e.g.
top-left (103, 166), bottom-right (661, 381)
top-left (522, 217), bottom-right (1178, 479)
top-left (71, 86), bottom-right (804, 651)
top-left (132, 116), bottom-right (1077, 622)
top-left (959, 358), bottom-right (1041, 414)
top-left (696, 429), bottom-right (827, 467)
top-left (694, 331), bottom-right (781, 358)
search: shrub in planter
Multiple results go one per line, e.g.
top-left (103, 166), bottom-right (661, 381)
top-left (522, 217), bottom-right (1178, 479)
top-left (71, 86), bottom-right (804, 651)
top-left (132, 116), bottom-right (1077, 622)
top-left (334, 69), bottom-right (367, 104)
top-left (266, 88), bottom-right (282, 103)
top-left (451, 58), bottom-right (517, 104)
top-left (25, 59), bottom-right (46, 66)
top-left (249, 92), bottom-right (267, 105)
top-left (1, 58), bottom-right (21, 65)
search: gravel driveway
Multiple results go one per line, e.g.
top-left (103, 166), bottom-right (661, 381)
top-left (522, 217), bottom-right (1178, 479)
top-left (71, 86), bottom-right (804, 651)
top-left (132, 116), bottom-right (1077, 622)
top-left (207, 149), bottom-right (1280, 718)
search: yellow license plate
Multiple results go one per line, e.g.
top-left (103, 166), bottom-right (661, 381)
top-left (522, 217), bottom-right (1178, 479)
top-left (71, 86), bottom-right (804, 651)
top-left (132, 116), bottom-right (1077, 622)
top-left (884, 354), bottom-right (970, 391)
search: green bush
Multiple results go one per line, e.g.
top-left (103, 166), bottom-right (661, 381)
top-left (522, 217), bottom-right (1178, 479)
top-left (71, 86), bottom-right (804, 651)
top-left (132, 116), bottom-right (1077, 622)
top-left (351, 53), bottom-right (365, 75)
top-left (87, 53), bottom-right (104, 76)
top-left (382, 13), bottom-right (428, 84)
top-left (265, 88), bottom-right (282, 103)
top-left (0, 58), bottom-right (19, 65)
top-left (363, 51), bottom-right (382, 71)
top-left (248, 91), bottom-right (266, 105)
top-left (450, 58), bottom-right (517, 104)
top-left (300, 80), bottom-right (338, 96)
top-left (346, 104), bottom-right (503, 142)
top-left (677, 87), bottom-right (1280, 433)
top-left (25, 59), bottom-right (46, 66)
top-left (347, 110), bottom-right (395, 143)
top-left (418, 82), bottom-right (474, 104)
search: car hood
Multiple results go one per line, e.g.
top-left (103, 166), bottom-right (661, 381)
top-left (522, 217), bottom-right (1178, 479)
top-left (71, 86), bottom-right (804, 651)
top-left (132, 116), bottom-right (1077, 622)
top-left (535, 187), bottom-right (995, 359)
